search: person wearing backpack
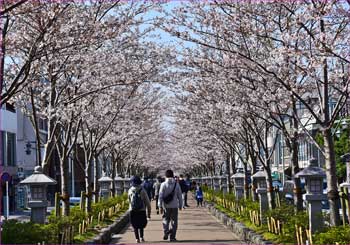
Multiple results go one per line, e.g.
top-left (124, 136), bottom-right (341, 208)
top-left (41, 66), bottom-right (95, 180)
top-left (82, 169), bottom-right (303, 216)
top-left (128, 176), bottom-right (151, 243)
top-left (158, 169), bottom-right (183, 242)
top-left (195, 184), bottom-right (204, 207)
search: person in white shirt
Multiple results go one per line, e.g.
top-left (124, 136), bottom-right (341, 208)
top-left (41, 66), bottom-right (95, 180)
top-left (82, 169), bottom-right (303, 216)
top-left (158, 169), bottom-right (183, 242)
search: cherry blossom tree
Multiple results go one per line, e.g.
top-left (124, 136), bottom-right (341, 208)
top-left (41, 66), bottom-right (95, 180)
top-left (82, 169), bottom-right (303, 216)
top-left (164, 0), bottom-right (349, 225)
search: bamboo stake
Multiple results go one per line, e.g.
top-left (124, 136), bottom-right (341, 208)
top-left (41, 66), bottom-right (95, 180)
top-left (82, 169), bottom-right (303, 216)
top-left (295, 225), bottom-right (300, 245)
top-left (299, 226), bottom-right (304, 245)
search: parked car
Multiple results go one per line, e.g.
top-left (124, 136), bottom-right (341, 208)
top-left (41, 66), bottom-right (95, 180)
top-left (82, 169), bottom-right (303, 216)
top-left (60, 197), bottom-right (81, 207)
top-left (272, 180), bottom-right (283, 192)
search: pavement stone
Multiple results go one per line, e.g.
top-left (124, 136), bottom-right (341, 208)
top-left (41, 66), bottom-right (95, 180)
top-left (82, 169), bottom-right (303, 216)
top-left (110, 196), bottom-right (243, 245)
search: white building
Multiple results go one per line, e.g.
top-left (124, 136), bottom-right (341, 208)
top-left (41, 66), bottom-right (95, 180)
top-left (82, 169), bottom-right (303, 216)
top-left (1, 102), bottom-right (47, 211)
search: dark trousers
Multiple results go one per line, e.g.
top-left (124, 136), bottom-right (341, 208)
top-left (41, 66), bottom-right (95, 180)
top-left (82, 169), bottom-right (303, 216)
top-left (134, 228), bottom-right (144, 240)
top-left (162, 208), bottom-right (178, 239)
top-left (155, 195), bottom-right (159, 210)
top-left (197, 198), bottom-right (203, 206)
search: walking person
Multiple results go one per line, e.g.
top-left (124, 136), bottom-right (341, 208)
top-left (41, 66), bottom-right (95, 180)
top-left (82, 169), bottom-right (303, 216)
top-left (142, 177), bottom-right (153, 201)
top-left (196, 184), bottom-right (204, 207)
top-left (179, 174), bottom-right (188, 209)
top-left (153, 176), bottom-right (162, 214)
top-left (159, 169), bottom-right (183, 242)
top-left (128, 176), bottom-right (151, 243)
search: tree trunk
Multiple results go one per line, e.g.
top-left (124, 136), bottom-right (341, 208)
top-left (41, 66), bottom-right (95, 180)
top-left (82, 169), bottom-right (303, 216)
top-left (42, 80), bottom-right (57, 175)
top-left (60, 158), bottom-right (70, 216)
top-left (85, 156), bottom-right (93, 213)
top-left (111, 153), bottom-right (116, 197)
top-left (226, 153), bottom-right (232, 193)
top-left (243, 162), bottom-right (250, 199)
top-left (319, 17), bottom-right (340, 226)
top-left (265, 164), bottom-right (276, 209)
top-left (94, 154), bottom-right (100, 202)
top-left (30, 88), bottom-right (42, 166)
top-left (290, 136), bottom-right (303, 211)
top-left (323, 128), bottom-right (341, 226)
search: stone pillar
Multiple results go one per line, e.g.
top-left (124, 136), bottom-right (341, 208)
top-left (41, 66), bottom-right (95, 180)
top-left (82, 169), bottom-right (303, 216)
top-left (296, 158), bottom-right (326, 233)
top-left (98, 176), bottom-right (113, 200)
top-left (213, 176), bottom-right (220, 192)
top-left (220, 175), bottom-right (228, 194)
top-left (124, 177), bottom-right (131, 193)
top-left (232, 170), bottom-right (245, 200)
top-left (257, 188), bottom-right (268, 222)
top-left (252, 167), bottom-right (268, 223)
top-left (114, 175), bottom-right (124, 196)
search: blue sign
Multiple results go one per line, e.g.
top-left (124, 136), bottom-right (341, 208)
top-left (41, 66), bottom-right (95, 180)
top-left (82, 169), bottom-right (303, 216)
top-left (1, 172), bottom-right (11, 183)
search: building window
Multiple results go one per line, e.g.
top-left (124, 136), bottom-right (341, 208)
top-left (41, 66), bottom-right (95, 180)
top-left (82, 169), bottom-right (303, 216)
top-left (5, 103), bottom-right (16, 113)
top-left (1, 131), bottom-right (16, 166)
top-left (38, 118), bottom-right (48, 132)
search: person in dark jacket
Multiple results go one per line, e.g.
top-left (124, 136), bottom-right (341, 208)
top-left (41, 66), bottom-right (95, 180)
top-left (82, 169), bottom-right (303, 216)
top-left (196, 185), bottom-right (204, 207)
top-left (128, 176), bottom-right (151, 243)
top-left (179, 175), bottom-right (189, 208)
top-left (142, 177), bottom-right (153, 200)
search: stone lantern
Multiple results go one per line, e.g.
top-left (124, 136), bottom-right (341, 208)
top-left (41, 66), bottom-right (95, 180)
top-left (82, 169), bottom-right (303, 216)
top-left (20, 166), bottom-right (57, 224)
top-left (123, 177), bottom-right (131, 193)
top-left (98, 175), bottom-right (113, 200)
top-left (295, 158), bottom-right (326, 233)
top-left (114, 175), bottom-right (124, 196)
top-left (252, 167), bottom-right (268, 223)
top-left (340, 153), bottom-right (350, 189)
top-left (220, 175), bottom-right (228, 194)
top-left (212, 176), bottom-right (220, 192)
top-left (232, 169), bottom-right (245, 200)
top-left (202, 176), bottom-right (208, 188)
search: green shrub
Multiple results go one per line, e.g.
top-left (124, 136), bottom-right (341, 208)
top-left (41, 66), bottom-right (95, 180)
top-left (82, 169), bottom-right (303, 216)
top-left (314, 225), bottom-right (350, 244)
top-left (2, 195), bottom-right (128, 244)
top-left (2, 220), bottom-right (55, 244)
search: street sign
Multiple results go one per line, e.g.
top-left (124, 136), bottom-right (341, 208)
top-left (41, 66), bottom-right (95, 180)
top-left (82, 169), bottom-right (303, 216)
top-left (1, 172), bottom-right (11, 183)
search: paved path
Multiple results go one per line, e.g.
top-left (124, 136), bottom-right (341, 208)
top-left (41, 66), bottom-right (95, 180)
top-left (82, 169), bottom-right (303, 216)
top-left (110, 196), bottom-right (243, 244)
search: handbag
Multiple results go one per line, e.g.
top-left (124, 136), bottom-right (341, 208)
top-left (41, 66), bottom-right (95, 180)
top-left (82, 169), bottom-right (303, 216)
top-left (163, 183), bottom-right (177, 204)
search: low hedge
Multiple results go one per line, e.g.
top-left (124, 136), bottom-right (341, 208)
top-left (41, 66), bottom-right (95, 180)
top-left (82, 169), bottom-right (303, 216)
top-left (205, 189), bottom-right (350, 244)
top-left (2, 194), bottom-right (128, 244)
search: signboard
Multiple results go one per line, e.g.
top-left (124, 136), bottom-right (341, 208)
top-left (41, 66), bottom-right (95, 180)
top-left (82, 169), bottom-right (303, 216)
top-left (1, 172), bottom-right (11, 183)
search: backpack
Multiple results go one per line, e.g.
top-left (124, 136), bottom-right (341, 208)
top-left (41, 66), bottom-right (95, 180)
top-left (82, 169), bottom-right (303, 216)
top-left (130, 188), bottom-right (144, 211)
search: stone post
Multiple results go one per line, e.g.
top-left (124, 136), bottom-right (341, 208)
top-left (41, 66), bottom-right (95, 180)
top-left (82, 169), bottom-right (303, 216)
top-left (213, 176), bottom-right (220, 192)
top-left (296, 158), bottom-right (327, 233)
top-left (220, 175), bottom-right (228, 194)
top-left (252, 167), bottom-right (268, 223)
top-left (114, 175), bottom-right (124, 196)
top-left (98, 176), bottom-right (113, 200)
top-left (123, 177), bottom-right (131, 193)
top-left (232, 169), bottom-right (245, 200)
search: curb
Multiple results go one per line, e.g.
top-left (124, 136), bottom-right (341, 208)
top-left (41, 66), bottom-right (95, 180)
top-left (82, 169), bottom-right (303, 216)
top-left (205, 202), bottom-right (272, 245)
top-left (87, 211), bottom-right (130, 244)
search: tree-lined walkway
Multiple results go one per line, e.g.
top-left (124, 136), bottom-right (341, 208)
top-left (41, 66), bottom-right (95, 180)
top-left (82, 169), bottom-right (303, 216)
top-left (110, 197), bottom-right (243, 244)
